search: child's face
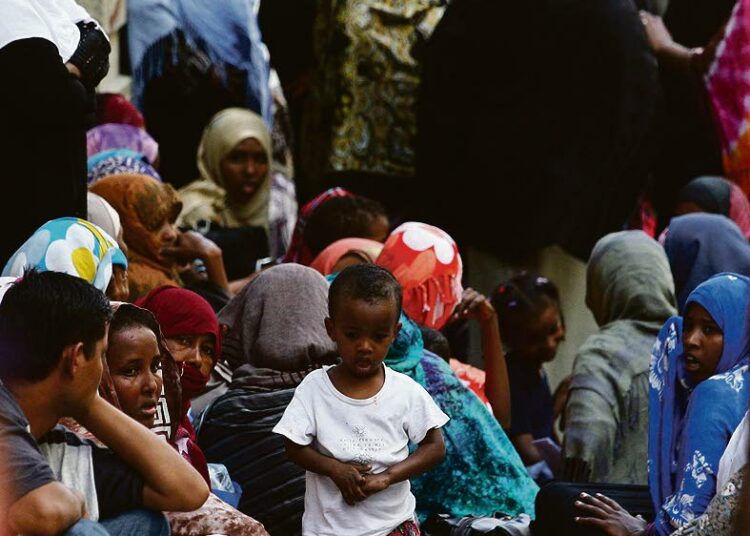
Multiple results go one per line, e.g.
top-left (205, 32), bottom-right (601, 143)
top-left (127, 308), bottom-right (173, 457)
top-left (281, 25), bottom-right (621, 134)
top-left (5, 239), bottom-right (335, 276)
top-left (325, 298), bottom-right (401, 379)
top-left (508, 303), bottom-right (565, 367)
top-left (107, 325), bottom-right (163, 428)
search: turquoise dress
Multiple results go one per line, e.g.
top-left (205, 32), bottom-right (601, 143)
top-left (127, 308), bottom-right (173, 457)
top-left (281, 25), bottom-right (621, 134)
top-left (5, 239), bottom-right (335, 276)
top-left (385, 314), bottom-right (538, 520)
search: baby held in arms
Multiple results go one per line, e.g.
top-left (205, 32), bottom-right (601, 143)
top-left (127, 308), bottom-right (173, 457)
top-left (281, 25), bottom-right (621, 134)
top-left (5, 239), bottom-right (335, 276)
top-left (273, 264), bottom-right (448, 536)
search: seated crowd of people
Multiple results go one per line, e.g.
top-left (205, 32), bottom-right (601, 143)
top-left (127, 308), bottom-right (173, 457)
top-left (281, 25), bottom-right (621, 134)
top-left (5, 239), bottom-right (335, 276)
top-left (3, 85), bottom-right (750, 536)
top-left (5, 0), bottom-right (750, 533)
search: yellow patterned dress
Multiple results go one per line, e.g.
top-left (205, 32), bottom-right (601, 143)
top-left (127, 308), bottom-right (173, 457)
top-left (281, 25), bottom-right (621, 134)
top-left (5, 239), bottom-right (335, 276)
top-left (302, 0), bottom-right (446, 180)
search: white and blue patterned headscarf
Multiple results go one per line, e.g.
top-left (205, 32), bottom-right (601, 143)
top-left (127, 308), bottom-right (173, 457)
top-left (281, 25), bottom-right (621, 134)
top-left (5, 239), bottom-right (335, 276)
top-left (649, 273), bottom-right (750, 534)
top-left (2, 217), bottom-right (127, 293)
top-left (87, 148), bottom-right (161, 185)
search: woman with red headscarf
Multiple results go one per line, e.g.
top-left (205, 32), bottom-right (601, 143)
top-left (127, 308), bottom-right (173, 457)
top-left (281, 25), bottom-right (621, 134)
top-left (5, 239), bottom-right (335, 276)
top-left (136, 286), bottom-right (222, 432)
top-left (374, 223), bottom-right (538, 520)
top-left (375, 221), bottom-right (511, 427)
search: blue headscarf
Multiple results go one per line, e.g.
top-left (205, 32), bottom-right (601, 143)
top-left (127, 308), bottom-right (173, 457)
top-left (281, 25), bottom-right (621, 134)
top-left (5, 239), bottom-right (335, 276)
top-left (386, 314), bottom-right (538, 521)
top-left (87, 149), bottom-right (162, 185)
top-left (127, 0), bottom-right (272, 124)
top-left (648, 273), bottom-right (750, 534)
top-left (2, 218), bottom-right (128, 293)
top-left (664, 213), bottom-right (750, 311)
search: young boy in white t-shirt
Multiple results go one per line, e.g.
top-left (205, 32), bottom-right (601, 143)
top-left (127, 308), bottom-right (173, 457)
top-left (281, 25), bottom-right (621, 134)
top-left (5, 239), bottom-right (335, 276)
top-left (273, 264), bottom-right (448, 536)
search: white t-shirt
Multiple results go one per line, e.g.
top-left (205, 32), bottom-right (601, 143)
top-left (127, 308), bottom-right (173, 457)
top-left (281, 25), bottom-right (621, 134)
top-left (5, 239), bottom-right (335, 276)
top-left (273, 365), bottom-right (449, 536)
top-left (0, 0), bottom-right (97, 62)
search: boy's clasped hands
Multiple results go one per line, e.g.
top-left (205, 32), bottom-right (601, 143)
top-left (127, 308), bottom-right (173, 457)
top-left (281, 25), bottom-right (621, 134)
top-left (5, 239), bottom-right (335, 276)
top-left (328, 461), bottom-right (391, 505)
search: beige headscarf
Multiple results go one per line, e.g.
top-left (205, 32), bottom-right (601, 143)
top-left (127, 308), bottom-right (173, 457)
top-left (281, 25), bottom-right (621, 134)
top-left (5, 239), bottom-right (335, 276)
top-left (178, 108), bottom-right (272, 230)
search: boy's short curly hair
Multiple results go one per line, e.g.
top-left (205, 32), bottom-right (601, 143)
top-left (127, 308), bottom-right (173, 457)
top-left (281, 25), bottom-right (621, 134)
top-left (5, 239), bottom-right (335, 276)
top-left (328, 264), bottom-right (402, 321)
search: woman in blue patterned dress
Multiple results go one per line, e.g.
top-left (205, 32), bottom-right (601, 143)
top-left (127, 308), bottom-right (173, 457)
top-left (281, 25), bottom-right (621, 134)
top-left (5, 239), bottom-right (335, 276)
top-left (576, 273), bottom-right (750, 535)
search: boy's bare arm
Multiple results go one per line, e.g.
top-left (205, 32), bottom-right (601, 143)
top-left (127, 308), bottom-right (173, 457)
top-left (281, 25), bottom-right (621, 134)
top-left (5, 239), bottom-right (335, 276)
top-left (361, 428), bottom-right (446, 495)
top-left (283, 439), bottom-right (370, 505)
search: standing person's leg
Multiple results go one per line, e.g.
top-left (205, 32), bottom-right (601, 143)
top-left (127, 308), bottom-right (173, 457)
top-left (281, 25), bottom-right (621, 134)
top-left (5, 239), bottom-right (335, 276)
top-left (99, 510), bottom-right (170, 536)
top-left (0, 38), bottom-right (89, 264)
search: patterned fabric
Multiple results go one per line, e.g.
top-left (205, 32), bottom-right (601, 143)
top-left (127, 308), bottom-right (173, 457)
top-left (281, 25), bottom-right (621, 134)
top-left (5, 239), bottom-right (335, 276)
top-left (87, 123), bottom-right (159, 164)
top-left (268, 172), bottom-right (298, 259)
top-left (564, 231), bottom-right (676, 485)
top-left (385, 315), bottom-right (538, 521)
top-left (90, 174), bottom-right (183, 301)
top-left (282, 187), bottom-right (352, 265)
top-left (663, 213), bottom-right (750, 312)
top-left (310, 237), bottom-right (384, 276)
top-left (178, 108), bottom-right (273, 232)
top-left (96, 93), bottom-right (145, 128)
top-left (676, 176), bottom-right (750, 239)
top-left (376, 222), bottom-right (463, 330)
top-left (449, 358), bottom-right (491, 408)
top-left (649, 273), bottom-right (750, 534)
top-left (88, 148), bottom-right (144, 171)
top-left (672, 467), bottom-right (745, 535)
top-left (705, 0), bottom-right (750, 193)
top-left (2, 217), bottom-right (127, 292)
top-left (87, 149), bottom-right (162, 185)
top-left (165, 493), bottom-right (269, 536)
top-left (305, 0), bottom-right (446, 177)
top-left (388, 519), bottom-right (421, 536)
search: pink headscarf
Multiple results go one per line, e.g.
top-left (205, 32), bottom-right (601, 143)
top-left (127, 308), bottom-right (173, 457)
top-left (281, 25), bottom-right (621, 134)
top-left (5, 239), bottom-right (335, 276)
top-left (87, 123), bottom-right (159, 164)
top-left (310, 238), bottom-right (384, 276)
top-left (376, 222), bottom-right (463, 330)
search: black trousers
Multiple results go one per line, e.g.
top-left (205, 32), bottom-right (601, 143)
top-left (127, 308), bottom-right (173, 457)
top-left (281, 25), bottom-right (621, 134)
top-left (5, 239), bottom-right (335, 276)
top-left (532, 481), bottom-right (653, 536)
top-left (0, 38), bottom-right (90, 264)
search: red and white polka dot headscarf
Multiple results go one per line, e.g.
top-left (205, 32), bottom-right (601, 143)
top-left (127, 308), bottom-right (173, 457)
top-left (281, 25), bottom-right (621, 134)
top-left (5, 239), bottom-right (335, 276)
top-left (376, 222), bottom-right (463, 330)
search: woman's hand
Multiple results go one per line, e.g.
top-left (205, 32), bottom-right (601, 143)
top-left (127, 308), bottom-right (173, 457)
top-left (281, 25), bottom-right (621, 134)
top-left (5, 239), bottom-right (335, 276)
top-left (451, 288), bottom-right (496, 325)
top-left (162, 231), bottom-right (221, 265)
top-left (639, 10), bottom-right (708, 74)
top-left (575, 493), bottom-right (648, 536)
top-left (639, 11), bottom-right (675, 55)
top-left (164, 231), bottom-right (230, 293)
